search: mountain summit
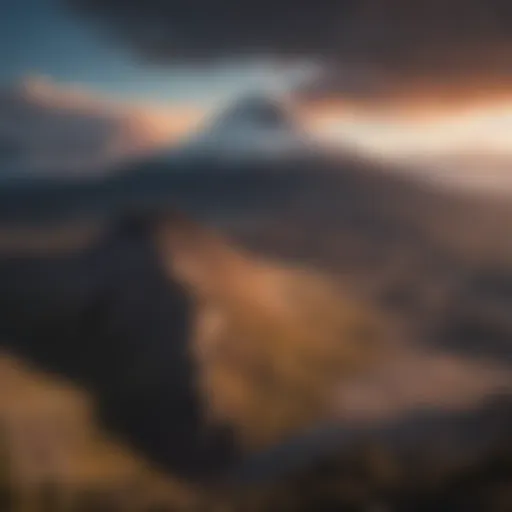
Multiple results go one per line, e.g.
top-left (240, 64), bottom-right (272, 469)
top-left (173, 93), bottom-right (314, 161)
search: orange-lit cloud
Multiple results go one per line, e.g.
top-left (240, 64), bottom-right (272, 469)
top-left (298, 74), bottom-right (512, 122)
top-left (16, 74), bottom-right (203, 143)
top-left (0, 75), bottom-right (204, 176)
top-left (308, 101), bottom-right (512, 155)
top-left (304, 99), bottom-right (512, 194)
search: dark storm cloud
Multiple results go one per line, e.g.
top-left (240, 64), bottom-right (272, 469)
top-left (65, 0), bottom-right (359, 62)
top-left (66, 0), bottom-right (512, 77)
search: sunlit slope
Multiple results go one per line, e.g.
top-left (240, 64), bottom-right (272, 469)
top-left (1, 152), bottom-right (512, 509)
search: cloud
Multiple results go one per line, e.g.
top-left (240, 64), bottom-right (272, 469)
top-left (295, 67), bottom-right (512, 108)
top-left (0, 75), bottom-right (200, 177)
top-left (67, 0), bottom-right (512, 86)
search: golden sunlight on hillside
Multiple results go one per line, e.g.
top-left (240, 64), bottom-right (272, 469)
top-left (0, 354), bottom-right (199, 512)
top-left (156, 217), bottom-right (382, 452)
top-left (0, 212), bottom-right (384, 511)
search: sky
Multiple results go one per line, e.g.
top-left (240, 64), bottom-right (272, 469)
top-left (3, 0), bottom-right (511, 112)
top-left (0, 0), bottom-right (282, 106)
top-left (1, 0), bottom-right (511, 193)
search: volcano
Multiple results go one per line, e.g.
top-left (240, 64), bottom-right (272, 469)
top-left (171, 93), bottom-right (314, 161)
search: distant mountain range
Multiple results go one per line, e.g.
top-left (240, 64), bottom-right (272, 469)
top-left (153, 93), bottom-right (317, 163)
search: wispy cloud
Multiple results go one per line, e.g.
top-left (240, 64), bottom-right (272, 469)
top-left (0, 75), bottom-right (202, 177)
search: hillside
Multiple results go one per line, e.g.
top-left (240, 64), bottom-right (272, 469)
top-left (0, 207), bottom-right (381, 511)
top-left (0, 153), bottom-right (512, 509)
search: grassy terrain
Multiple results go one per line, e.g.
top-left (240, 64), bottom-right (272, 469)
top-left (0, 237), bottom-right (382, 511)
top-left (1, 154), bottom-right (512, 509)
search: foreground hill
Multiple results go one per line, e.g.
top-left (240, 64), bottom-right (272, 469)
top-left (0, 153), bottom-right (512, 509)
